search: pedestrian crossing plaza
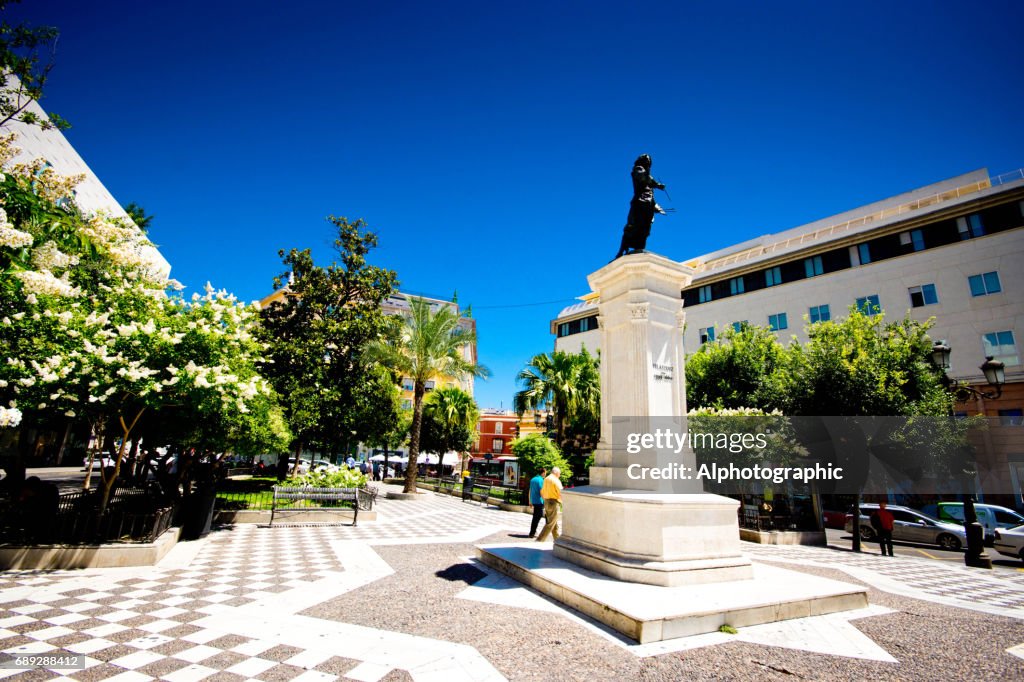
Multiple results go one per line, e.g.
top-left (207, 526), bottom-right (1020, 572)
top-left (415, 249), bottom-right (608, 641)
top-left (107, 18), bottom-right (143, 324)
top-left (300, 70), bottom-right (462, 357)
top-left (1, 487), bottom-right (1022, 680)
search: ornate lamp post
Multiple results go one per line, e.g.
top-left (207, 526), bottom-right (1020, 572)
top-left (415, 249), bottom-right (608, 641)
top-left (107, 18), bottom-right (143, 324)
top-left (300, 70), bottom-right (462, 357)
top-left (930, 340), bottom-right (1005, 569)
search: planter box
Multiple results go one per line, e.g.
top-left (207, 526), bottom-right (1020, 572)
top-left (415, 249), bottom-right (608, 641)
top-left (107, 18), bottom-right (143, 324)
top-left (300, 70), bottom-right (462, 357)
top-left (0, 526), bottom-right (181, 570)
top-left (739, 529), bottom-right (827, 546)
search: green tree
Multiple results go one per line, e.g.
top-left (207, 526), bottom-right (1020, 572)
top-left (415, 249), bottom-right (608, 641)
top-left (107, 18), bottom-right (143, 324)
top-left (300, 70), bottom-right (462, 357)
top-left (513, 347), bottom-right (600, 468)
top-left (789, 308), bottom-right (950, 417)
top-left (368, 297), bottom-right (489, 492)
top-left (510, 434), bottom-right (571, 484)
top-left (123, 202), bottom-right (154, 233)
top-left (365, 408), bottom-right (410, 480)
top-left (686, 324), bottom-right (793, 412)
top-left (419, 386), bottom-right (478, 474)
top-left (0, 3), bottom-right (68, 131)
top-left (258, 217), bottom-right (398, 473)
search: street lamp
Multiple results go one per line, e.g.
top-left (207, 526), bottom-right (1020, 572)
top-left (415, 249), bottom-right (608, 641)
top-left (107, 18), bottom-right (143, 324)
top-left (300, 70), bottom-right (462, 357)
top-left (930, 340), bottom-right (1004, 400)
top-left (929, 340), bottom-right (1004, 569)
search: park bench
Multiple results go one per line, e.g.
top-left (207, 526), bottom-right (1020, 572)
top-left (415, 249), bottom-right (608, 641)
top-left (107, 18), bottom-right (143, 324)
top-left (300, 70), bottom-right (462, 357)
top-left (270, 486), bottom-right (362, 526)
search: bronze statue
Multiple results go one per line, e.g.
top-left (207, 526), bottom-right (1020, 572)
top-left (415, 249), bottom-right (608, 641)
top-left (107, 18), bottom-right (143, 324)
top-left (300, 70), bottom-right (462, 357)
top-left (614, 154), bottom-right (671, 259)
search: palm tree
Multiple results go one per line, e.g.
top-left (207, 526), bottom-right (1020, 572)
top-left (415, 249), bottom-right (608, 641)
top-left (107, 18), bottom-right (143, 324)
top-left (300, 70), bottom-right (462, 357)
top-left (424, 386), bottom-right (479, 476)
top-left (514, 348), bottom-right (600, 451)
top-left (369, 297), bottom-right (489, 492)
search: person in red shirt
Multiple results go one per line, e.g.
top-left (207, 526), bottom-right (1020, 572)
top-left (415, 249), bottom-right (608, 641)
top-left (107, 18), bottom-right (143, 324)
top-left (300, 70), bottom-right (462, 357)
top-left (871, 501), bottom-right (895, 556)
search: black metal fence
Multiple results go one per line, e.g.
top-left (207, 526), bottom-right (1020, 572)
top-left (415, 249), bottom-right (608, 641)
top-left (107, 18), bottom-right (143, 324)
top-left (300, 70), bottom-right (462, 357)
top-left (0, 486), bottom-right (176, 545)
top-left (419, 476), bottom-right (526, 505)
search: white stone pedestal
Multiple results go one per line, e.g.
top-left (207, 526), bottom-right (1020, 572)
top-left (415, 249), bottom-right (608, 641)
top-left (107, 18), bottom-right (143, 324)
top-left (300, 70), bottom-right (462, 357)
top-left (553, 252), bottom-right (751, 586)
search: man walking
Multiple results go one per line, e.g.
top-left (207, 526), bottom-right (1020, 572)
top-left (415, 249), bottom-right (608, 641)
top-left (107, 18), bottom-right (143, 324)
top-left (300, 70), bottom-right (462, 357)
top-left (528, 468), bottom-right (547, 538)
top-left (536, 466), bottom-right (563, 542)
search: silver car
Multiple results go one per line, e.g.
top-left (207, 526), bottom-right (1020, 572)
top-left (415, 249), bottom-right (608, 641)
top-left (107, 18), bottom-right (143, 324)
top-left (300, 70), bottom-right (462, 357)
top-left (845, 503), bottom-right (967, 550)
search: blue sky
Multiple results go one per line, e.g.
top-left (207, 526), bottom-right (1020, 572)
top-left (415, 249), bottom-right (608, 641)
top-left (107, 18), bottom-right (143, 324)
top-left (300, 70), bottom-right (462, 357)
top-left (7, 1), bottom-right (1024, 410)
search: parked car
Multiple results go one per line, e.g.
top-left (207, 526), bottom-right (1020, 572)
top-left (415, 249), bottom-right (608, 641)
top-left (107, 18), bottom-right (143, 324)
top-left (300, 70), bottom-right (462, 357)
top-left (287, 458), bottom-right (310, 475)
top-left (82, 453), bottom-right (116, 471)
top-left (311, 459), bottom-right (338, 473)
top-left (992, 524), bottom-right (1024, 562)
top-left (919, 502), bottom-right (1024, 543)
top-left (845, 503), bottom-right (967, 550)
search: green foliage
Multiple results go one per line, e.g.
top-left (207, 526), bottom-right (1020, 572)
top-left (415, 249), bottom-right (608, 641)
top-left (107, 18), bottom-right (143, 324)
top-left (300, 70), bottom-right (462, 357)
top-left (686, 324), bottom-right (793, 412)
top-left (123, 202), bottom-right (154, 232)
top-left (258, 217), bottom-right (398, 456)
top-left (510, 434), bottom-right (572, 483)
top-left (419, 386), bottom-right (478, 456)
top-left (788, 307), bottom-right (952, 417)
top-left (719, 625), bottom-right (738, 635)
top-left (285, 467), bottom-right (368, 488)
top-left (514, 347), bottom-right (600, 462)
top-left (368, 296), bottom-right (489, 492)
top-left (0, 4), bottom-right (68, 130)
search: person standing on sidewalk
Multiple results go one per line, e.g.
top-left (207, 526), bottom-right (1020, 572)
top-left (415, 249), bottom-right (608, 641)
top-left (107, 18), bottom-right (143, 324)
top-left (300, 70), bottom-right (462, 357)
top-left (536, 466), bottom-right (563, 542)
top-left (871, 502), bottom-right (895, 556)
top-left (528, 468), bottom-right (547, 538)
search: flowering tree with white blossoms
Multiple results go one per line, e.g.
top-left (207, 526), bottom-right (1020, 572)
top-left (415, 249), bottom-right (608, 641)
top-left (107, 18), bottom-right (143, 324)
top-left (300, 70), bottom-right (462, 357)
top-left (0, 132), bottom-right (289, 513)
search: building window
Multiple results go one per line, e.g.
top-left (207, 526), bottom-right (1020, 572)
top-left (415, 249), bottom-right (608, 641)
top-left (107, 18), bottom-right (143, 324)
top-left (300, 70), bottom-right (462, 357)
top-left (729, 276), bottom-right (745, 295)
top-left (908, 284), bottom-right (938, 308)
top-left (983, 330), bottom-right (1018, 366)
top-left (998, 409), bottom-right (1023, 427)
top-left (492, 439), bottom-right (504, 453)
top-left (957, 214), bottom-right (985, 239)
top-left (732, 321), bottom-right (748, 333)
top-left (699, 327), bottom-right (715, 344)
top-left (856, 295), bottom-right (881, 315)
top-left (849, 243), bottom-right (872, 267)
top-left (401, 378), bottom-right (414, 391)
top-left (804, 256), bottom-right (823, 278)
top-left (698, 285), bottom-right (712, 303)
top-left (402, 399), bottom-right (412, 410)
top-left (968, 271), bottom-right (1001, 297)
top-left (768, 313), bottom-right (788, 331)
top-left (765, 267), bottom-right (782, 287)
top-left (899, 229), bottom-right (925, 252)
top-left (495, 422), bottom-right (503, 435)
top-left (424, 380), bottom-right (436, 391)
top-left (809, 304), bottom-right (830, 324)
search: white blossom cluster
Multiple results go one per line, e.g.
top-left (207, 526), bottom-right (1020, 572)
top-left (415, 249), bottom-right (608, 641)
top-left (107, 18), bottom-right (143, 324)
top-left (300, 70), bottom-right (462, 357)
top-left (687, 407), bottom-right (784, 417)
top-left (12, 269), bottom-right (81, 297)
top-left (31, 241), bottom-right (79, 271)
top-left (0, 207), bottom-right (33, 248)
top-left (0, 405), bottom-right (22, 428)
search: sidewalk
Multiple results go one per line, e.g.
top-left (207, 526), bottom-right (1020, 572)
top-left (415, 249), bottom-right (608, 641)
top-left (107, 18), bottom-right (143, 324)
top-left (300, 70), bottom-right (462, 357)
top-left (0, 485), bottom-right (1022, 681)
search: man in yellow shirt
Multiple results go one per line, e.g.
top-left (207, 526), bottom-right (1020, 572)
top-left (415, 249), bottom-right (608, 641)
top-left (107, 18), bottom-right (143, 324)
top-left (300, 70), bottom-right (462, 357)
top-left (535, 466), bottom-right (563, 542)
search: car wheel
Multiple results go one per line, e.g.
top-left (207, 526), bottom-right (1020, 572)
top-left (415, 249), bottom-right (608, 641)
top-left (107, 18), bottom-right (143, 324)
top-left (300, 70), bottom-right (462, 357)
top-left (859, 525), bottom-right (876, 541)
top-left (937, 534), bottom-right (962, 550)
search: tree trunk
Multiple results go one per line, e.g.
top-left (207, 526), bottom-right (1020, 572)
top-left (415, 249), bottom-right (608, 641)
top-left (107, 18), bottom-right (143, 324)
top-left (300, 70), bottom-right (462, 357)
top-left (55, 421), bottom-right (72, 466)
top-left (291, 440), bottom-right (303, 476)
top-left (83, 417), bottom-right (105, 491)
top-left (99, 408), bottom-right (145, 515)
top-left (851, 492), bottom-right (862, 552)
top-left (405, 382), bottom-right (426, 493)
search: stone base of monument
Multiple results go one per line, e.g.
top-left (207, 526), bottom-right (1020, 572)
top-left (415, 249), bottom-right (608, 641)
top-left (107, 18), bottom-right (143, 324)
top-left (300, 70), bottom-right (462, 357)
top-left (476, 487), bottom-right (869, 643)
top-left (552, 487), bottom-right (754, 586)
top-left (475, 543), bottom-right (868, 644)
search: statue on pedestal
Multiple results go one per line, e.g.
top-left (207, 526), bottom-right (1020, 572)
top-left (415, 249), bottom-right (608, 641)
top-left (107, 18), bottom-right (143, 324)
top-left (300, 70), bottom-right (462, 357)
top-left (614, 154), bottom-right (671, 259)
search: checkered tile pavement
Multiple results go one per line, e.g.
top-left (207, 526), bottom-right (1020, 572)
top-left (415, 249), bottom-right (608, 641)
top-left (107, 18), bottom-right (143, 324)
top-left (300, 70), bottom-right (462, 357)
top-left (0, 488), bottom-right (524, 681)
top-left (744, 541), bottom-right (1024, 613)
